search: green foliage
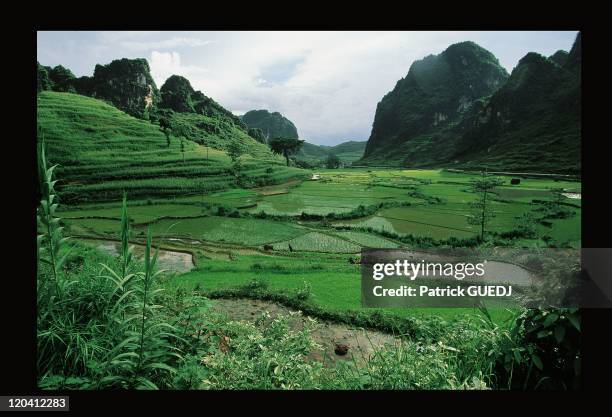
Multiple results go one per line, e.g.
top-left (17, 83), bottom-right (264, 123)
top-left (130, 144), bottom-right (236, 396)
top-left (158, 110), bottom-right (274, 159)
top-left (78, 58), bottom-right (160, 119)
top-left (37, 163), bottom-right (185, 389)
top-left (269, 137), bottom-right (305, 166)
top-left (467, 173), bottom-right (504, 241)
top-left (226, 141), bottom-right (244, 164)
top-left (37, 62), bottom-right (53, 92)
top-left (325, 154), bottom-right (342, 169)
top-left (158, 76), bottom-right (246, 130)
top-left (160, 75), bottom-right (195, 113)
top-left (494, 308), bottom-right (581, 390)
top-left (37, 140), bottom-right (72, 288)
top-left (247, 127), bottom-right (266, 143)
top-left (296, 141), bottom-right (366, 166)
top-left (189, 313), bottom-right (324, 390)
top-left (159, 117), bottom-right (172, 147)
top-left (362, 41), bottom-right (508, 166)
top-left (48, 65), bottom-right (77, 93)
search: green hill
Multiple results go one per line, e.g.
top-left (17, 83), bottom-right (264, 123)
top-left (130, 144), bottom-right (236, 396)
top-left (296, 142), bottom-right (331, 161)
top-left (152, 75), bottom-right (276, 156)
top-left (37, 92), bottom-right (306, 204)
top-left (296, 141), bottom-right (366, 165)
top-left (329, 141), bottom-right (367, 162)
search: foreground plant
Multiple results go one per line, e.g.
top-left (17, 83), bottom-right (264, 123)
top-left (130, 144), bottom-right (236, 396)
top-left (95, 198), bottom-right (184, 389)
top-left (37, 158), bottom-right (185, 389)
top-left (37, 139), bottom-right (72, 297)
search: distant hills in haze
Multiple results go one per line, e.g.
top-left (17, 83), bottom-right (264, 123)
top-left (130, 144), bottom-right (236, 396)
top-left (296, 141), bottom-right (367, 166)
top-left (238, 109), bottom-right (366, 166)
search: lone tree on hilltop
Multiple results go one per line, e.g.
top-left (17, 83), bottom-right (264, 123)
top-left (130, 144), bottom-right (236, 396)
top-left (269, 138), bottom-right (304, 167)
top-left (467, 171), bottom-right (504, 242)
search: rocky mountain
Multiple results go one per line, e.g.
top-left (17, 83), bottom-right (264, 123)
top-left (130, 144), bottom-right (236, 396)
top-left (37, 58), bottom-right (159, 119)
top-left (158, 75), bottom-right (246, 128)
top-left (549, 50), bottom-right (569, 66)
top-left (360, 35), bottom-right (581, 173)
top-left (37, 59), bottom-right (273, 158)
top-left (152, 74), bottom-right (276, 154)
top-left (451, 34), bottom-right (581, 173)
top-left (241, 110), bottom-right (299, 143)
top-left (362, 41), bottom-right (509, 165)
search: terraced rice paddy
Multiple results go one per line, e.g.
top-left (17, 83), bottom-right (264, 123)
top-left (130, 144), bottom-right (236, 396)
top-left (59, 161), bottom-right (581, 322)
top-left (38, 92), bottom-right (306, 204)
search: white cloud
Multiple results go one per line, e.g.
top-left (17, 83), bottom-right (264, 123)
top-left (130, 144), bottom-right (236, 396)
top-left (149, 51), bottom-right (210, 89)
top-left (121, 37), bottom-right (214, 51)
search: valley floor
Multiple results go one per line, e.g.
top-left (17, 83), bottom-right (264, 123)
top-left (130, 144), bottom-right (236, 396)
top-left (38, 167), bottom-right (582, 390)
top-left (60, 168), bottom-right (581, 324)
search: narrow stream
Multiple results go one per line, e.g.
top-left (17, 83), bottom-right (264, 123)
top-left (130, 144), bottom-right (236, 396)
top-left (80, 238), bottom-right (195, 273)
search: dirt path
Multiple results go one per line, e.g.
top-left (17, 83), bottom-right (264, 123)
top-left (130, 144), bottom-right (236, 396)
top-left (211, 298), bottom-right (400, 367)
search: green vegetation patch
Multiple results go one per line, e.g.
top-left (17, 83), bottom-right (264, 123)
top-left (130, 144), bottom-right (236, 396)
top-left (146, 216), bottom-right (306, 246)
top-left (272, 232), bottom-right (361, 253)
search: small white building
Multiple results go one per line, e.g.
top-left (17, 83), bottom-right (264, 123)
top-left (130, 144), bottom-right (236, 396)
top-left (310, 174), bottom-right (321, 180)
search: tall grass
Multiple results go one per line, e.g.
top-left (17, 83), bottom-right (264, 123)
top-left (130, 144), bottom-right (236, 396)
top-left (37, 143), bottom-right (184, 389)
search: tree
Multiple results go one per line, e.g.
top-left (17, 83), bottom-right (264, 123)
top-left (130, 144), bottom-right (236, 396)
top-left (226, 141), bottom-right (244, 179)
top-left (325, 154), bottom-right (342, 169)
top-left (269, 138), bottom-right (305, 167)
top-left (467, 171), bottom-right (504, 241)
top-left (49, 65), bottom-right (77, 92)
top-left (171, 123), bottom-right (190, 163)
top-left (159, 117), bottom-right (172, 148)
top-left (37, 62), bottom-right (52, 92)
top-left (227, 142), bottom-right (244, 164)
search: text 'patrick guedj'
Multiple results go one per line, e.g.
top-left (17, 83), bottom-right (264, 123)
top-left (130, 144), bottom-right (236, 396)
top-left (370, 260), bottom-right (513, 298)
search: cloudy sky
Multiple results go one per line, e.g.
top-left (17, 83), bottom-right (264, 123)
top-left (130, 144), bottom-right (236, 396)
top-left (37, 31), bottom-right (578, 145)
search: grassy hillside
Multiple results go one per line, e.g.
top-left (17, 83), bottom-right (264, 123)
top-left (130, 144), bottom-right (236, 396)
top-left (37, 92), bottom-right (306, 204)
top-left (161, 111), bottom-right (273, 158)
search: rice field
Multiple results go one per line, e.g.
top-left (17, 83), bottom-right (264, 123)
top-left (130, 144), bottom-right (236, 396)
top-left (63, 167), bottom-right (582, 248)
top-left (272, 232), bottom-right (362, 253)
top-left (144, 216), bottom-right (306, 246)
top-left (55, 166), bottom-right (583, 337)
